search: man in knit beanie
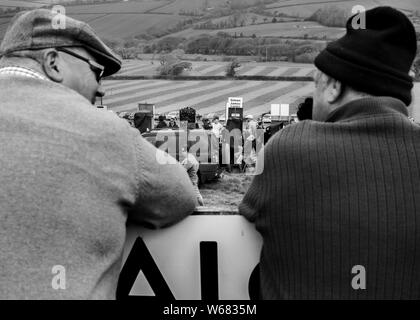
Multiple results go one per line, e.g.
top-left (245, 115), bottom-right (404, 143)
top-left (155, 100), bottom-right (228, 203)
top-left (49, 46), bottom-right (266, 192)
top-left (240, 7), bottom-right (420, 299)
top-left (312, 6), bottom-right (416, 118)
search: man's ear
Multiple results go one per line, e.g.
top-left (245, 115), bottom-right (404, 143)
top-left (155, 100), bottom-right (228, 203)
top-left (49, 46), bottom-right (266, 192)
top-left (41, 49), bottom-right (64, 83)
top-left (325, 77), bottom-right (343, 104)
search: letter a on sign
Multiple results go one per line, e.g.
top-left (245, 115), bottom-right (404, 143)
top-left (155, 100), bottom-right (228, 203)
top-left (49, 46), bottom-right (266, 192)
top-left (51, 5), bottom-right (66, 30)
top-left (116, 237), bottom-right (175, 300)
top-left (351, 265), bottom-right (366, 290)
top-left (52, 265), bottom-right (66, 290)
top-left (351, 5), bottom-right (366, 30)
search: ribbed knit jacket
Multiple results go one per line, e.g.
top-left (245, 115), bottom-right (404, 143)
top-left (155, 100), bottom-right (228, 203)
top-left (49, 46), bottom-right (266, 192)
top-left (239, 97), bottom-right (420, 299)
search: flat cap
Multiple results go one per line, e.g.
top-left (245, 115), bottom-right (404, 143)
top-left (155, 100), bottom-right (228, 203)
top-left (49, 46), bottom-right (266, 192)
top-left (0, 8), bottom-right (121, 77)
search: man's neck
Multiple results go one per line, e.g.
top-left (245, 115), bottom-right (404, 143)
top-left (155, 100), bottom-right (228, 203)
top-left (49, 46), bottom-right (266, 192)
top-left (328, 91), bottom-right (374, 118)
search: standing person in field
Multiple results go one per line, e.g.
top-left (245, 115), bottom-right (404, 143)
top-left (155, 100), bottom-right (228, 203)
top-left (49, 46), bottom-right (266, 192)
top-left (0, 9), bottom-right (197, 299)
top-left (156, 115), bottom-right (168, 129)
top-left (296, 97), bottom-right (313, 121)
top-left (211, 115), bottom-right (223, 140)
top-left (245, 115), bottom-right (257, 139)
top-left (240, 7), bottom-right (420, 299)
top-left (134, 111), bottom-right (152, 133)
top-left (181, 148), bottom-right (204, 206)
top-left (244, 115), bottom-right (258, 165)
top-left (168, 118), bottom-right (179, 129)
top-left (202, 117), bottom-right (212, 130)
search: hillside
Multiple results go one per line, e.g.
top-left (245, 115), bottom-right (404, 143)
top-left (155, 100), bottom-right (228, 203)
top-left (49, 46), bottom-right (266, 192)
top-left (0, 0), bottom-right (218, 40)
top-left (265, 0), bottom-right (419, 17)
top-left (1, 0), bottom-right (418, 41)
top-left (0, 0), bottom-right (418, 59)
top-left (0, 1), bottom-right (44, 8)
top-left (69, 12), bottom-right (187, 39)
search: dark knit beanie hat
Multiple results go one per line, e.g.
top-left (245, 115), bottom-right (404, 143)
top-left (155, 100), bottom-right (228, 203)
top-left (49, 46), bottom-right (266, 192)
top-left (314, 6), bottom-right (417, 106)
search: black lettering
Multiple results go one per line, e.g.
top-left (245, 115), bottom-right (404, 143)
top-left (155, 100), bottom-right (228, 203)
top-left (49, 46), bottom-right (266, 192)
top-left (116, 237), bottom-right (175, 300)
top-left (200, 241), bottom-right (219, 300)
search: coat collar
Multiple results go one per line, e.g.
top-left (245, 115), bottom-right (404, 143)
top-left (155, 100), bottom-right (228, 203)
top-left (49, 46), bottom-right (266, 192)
top-left (0, 65), bottom-right (49, 81)
top-left (325, 97), bottom-right (408, 123)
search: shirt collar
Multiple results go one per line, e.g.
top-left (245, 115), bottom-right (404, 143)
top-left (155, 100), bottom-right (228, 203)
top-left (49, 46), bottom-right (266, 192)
top-left (0, 66), bottom-right (49, 81)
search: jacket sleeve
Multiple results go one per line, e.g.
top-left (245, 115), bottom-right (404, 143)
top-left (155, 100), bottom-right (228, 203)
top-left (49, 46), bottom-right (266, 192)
top-left (239, 135), bottom-right (276, 222)
top-left (129, 134), bottom-right (197, 229)
top-left (238, 157), bottom-right (265, 222)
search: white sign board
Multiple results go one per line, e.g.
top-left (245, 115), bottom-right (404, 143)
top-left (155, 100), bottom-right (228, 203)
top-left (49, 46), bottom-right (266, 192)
top-left (228, 97), bottom-right (243, 109)
top-left (271, 104), bottom-right (280, 116)
top-left (280, 104), bottom-right (290, 117)
top-left (121, 215), bottom-right (262, 300)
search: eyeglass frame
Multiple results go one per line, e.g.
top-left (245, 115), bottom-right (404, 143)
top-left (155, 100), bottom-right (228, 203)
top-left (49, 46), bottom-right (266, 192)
top-left (56, 47), bottom-right (105, 82)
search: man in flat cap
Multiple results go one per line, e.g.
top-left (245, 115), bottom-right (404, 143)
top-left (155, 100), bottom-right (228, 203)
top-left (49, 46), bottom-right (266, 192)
top-left (0, 9), bottom-right (197, 299)
top-left (240, 7), bottom-right (420, 299)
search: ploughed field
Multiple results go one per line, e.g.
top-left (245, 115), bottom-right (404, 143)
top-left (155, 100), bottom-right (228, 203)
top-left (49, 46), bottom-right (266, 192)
top-left (102, 79), bottom-right (314, 117)
top-left (102, 60), bottom-right (420, 119)
top-left (115, 60), bottom-right (316, 78)
top-left (102, 60), bottom-right (317, 117)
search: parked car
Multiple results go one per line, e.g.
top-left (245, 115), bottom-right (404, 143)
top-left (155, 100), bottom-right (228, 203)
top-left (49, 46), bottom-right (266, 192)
top-left (142, 129), bottom-right (222, 184)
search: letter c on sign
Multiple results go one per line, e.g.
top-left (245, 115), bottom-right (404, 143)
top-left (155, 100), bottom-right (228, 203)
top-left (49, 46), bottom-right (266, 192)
top-left (248, 263), bottom-right (259, 300)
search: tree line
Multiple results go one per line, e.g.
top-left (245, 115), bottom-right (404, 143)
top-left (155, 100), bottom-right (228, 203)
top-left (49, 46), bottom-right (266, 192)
top-left (193, 14), bottom-right (297, 30)
top-left (307, 5), bottom-right (349, 27)
top-left (106, 33), bottom-right (326, 63)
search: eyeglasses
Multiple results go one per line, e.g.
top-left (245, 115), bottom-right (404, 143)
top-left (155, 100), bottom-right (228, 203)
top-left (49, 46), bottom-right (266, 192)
top-left (56, 47), bottom-right (104, 82)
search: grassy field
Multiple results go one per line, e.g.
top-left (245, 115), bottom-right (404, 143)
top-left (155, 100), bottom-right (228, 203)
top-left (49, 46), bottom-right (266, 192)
top-left (151, 0), bottom-right (207, 14)
top-left (0, 0), bottom-right (189, 39)
top-left (265, 0), bottom-right (419, 17)
top-left (374, 0), bottom-right (420, 12)
top-left (64, 0), bottom-right (188, 38)
top-left (65, 0), bottom-right (169, 14)
top-left (200, 172), bottom-right (253, 210)
top-left (74, 13), bottom-right (186, 38)
top-left (116, 60), bottom-right (316, 76)
top-left (0, 1), bottom-right (44, 36)
top-left (0, 0), bottom-right (44, 8)
top-left (1, 0), bottom-right (417, 40)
